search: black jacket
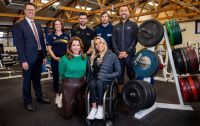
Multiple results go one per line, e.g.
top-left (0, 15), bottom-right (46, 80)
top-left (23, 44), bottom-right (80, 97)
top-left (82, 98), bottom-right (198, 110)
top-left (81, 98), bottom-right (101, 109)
top-left (87, 50), bottom-right (121, 82)
top-left (112, 19), bottom-right (138, 55)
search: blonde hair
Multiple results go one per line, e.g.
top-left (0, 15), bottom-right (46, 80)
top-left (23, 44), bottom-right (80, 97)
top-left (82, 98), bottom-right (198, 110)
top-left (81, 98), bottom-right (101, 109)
top-left (90, 37), bottom-right (108, 67)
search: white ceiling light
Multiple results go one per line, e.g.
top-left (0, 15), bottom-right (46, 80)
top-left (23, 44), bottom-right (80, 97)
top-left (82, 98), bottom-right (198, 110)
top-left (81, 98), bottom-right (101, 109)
top-left (148, 2), bottom-right (158, 6)
top-left (75, 5), bottom-right (92, 11)
top-left (41, 0), bottom-right (49, 4)
top-left (107, 10), bottom-right (116, 15)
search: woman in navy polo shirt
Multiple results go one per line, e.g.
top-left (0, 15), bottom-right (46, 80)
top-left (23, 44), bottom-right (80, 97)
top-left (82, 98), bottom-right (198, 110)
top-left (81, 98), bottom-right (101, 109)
top-left (47, 19), bottom-right (70, 106)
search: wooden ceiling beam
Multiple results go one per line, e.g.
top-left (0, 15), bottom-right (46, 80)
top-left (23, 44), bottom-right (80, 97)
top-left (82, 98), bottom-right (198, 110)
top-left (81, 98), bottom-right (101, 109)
top-left (170, 0), bottom-right (200, 12)
top-left (36, 0), bottom-right (58, 12)
top-left (66, 0), bottom-right (135, 21)
top-left (0, 13), bottom-right (78, 23)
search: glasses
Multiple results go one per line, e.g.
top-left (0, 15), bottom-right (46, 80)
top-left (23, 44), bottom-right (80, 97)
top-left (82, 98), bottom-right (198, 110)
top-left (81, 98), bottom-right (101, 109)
top-left (25, 9), bottom-right (36, 12)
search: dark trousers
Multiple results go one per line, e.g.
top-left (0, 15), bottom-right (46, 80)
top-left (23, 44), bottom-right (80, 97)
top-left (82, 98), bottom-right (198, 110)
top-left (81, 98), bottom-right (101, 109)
top-left (23, 51), bottom-right (43, 104)
top-left (62, 78), bottom-right (85, 119)
top-left (51, 59), bottom-right (59, 93)
top-left (118, 54), bottom-right (135, 84)
top-left (89, 78), bottom-right (111, 105)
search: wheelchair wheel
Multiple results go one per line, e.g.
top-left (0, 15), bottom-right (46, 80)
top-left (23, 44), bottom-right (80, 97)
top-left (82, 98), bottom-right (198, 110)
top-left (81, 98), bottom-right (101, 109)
top-left (109, 81), bottom-right (118, 119)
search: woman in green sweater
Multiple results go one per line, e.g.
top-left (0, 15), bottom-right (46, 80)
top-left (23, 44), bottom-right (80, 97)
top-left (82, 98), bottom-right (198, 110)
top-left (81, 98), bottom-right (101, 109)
top-left (59, 37), bottom-right (87, 119)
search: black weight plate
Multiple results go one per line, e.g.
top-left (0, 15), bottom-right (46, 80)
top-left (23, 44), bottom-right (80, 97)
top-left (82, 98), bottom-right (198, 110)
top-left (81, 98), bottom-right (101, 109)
top-left (139, 80), bottom-right (152, 109)
top-left (183, 77), bottom-right (193, 102)
top-left (172, 49), bottom-right (185, 74)
top-left (122, 80), bottom-right (148, 111)
top-left (142, 81), bottom-right (156, 109)
top-left (138, 19), bottom-right (164, 47)
top-left (180, 48), bottom-right (188, 73)
top-left (182, 48), bottom-right (192, 73)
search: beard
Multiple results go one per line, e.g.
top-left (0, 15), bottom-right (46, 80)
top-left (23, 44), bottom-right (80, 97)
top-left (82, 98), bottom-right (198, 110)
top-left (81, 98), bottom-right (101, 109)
top-left (121, 13), bottom-right (128, 20)
top-left (80, 22), bottom-right (86, 26)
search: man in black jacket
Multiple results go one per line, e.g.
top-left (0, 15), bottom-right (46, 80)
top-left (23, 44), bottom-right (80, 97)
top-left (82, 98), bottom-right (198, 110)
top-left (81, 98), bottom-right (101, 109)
top-left (112, 6), bottom-right (138, 92)
top-left (71, 12), bottom-right (95, 54)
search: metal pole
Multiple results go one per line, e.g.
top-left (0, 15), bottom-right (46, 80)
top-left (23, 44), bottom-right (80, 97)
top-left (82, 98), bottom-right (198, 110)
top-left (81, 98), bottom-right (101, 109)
top-left (163, 26), bottom-right (184, 105)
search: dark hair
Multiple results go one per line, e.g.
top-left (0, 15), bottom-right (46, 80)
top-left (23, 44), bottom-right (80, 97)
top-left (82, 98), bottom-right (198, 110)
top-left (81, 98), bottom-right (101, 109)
top-left (66, 37), bottom-right (85, 60)
top-left (52, 19), bottom-right (65, 33)
top-left (24, 3), bottom-right (36, 9)
top-left (101, 11), bottom-right (110, 18)
top-left (79, 12), bottom-right (87, 17)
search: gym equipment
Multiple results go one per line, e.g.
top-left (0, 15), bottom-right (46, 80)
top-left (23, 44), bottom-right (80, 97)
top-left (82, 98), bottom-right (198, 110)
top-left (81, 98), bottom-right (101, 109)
top-left (133, 49), bottom-right (160, 77)
top-left (165, 19), bottom-right (185, 46)
top-left (172, 47), bottom-right (199, 74)
top-left (179, 76), bottom-right (200, 102)
top-left (122, 80), bottom-right (156, 111)
top-left (137, 19), bottom-right (164, 47)
top-left (133, 24), bottom-right (193, 120)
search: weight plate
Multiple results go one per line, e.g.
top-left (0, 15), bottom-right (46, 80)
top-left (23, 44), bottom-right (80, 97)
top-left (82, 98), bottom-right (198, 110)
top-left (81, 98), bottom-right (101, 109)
top-left (133, 49), bottom-right (160, 77)
top-left (191, 76), bottom-right (200, 101)
top-left (178, 77), bottom-right (189, 102)
top-left (165, 20), bottom-right (175, 46)
top-left (186, 47), bottom-right (199, 73)
top-left (122, 80), bottom-right (148, 110)
top-left (138, 19), bottom-right (164, 47)
top-left (172, 49), bottom-right (185, 74)
top-left (140, 81), bottom-right (152, 109)
top-left (142, 81), bottom-right (156, 109)
top-left (187, 76), bottom-right (198, 101)
top-left (172, 19), bottom-right (182, 45)
top-left (183, 77), bottom-right (193, 102)
top-left (180, 48), bottom-right (188, 73)
top-left (182, 48), bottom-right (192, 73)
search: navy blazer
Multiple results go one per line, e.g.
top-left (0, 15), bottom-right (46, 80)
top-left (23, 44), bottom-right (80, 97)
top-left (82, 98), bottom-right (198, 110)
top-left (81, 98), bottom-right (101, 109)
top-left (13, 18), bottom-right (46, 63)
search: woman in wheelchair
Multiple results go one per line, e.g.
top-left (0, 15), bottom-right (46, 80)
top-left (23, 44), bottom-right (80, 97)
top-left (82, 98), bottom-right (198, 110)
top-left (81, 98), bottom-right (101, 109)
top-left (59, 37), bottom-right (88, 119)
top-left (87, 36), bottom-right (121, 120)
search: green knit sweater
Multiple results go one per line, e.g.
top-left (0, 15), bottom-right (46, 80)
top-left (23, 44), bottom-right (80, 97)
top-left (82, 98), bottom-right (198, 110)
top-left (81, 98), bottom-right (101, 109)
top-left (59, 55), bottom-right (87, 79)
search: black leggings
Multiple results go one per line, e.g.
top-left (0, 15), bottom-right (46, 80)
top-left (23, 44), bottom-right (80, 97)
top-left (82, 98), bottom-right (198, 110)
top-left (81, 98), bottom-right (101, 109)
top-left (89, 78), bottom-right (111, 105)
top-left (62, 78), bottom-right (85, 119)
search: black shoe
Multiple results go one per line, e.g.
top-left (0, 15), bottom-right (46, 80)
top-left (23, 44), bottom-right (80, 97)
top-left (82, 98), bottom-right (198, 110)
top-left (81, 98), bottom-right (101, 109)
top-left (25, 104), bottom-right (36, 112)
top-left (37, 97), bottom-right (51, 104)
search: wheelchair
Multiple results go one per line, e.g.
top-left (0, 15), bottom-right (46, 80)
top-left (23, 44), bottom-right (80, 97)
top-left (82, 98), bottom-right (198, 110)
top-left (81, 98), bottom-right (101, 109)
top-left (85, 79), bottom-right (118, 126)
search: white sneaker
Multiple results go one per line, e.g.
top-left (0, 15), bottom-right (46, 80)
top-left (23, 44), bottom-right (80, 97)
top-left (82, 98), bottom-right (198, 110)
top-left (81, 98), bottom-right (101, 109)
top-left (57, 94), bottom-right (62, 108)
top-left (55, 95), bottom-right (59, 104)
top-left (95, 106), bottom-right (104, 119)
top-left (87, 108), bottom-right (97, 120)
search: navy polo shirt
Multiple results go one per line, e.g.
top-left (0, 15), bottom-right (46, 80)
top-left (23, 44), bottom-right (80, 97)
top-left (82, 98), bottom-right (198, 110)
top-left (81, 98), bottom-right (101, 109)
top-left (95, 23), bottom-right (113, 50)
top-left (47, 33), bottom-right (70, 56)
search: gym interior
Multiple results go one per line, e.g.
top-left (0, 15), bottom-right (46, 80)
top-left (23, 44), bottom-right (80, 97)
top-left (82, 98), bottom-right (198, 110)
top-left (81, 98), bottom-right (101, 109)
top-left (0, 0), bottom-right (200, 126)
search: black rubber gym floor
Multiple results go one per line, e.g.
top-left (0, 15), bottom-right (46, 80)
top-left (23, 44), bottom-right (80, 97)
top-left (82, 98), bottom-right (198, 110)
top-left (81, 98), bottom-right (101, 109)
top-left (0, 77), bottom-right (200, 126)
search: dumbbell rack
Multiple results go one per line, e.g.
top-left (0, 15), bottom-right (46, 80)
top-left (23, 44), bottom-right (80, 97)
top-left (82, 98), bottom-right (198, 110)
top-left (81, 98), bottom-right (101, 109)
top-left (134, 26), bottom-right (193, 119)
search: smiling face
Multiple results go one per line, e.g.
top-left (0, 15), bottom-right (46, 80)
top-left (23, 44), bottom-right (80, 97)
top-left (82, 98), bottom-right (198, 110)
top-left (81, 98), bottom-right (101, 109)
top-left (54, 20), bottom-right (62, 31)
top-left (71, 40), bottom-right (81, 55)
top-left (119, 6), bottom-right (130, 20)
top-left (94, 38), bottom-right (105, 53)
top-left (24, 5), bottom-right (36, 20)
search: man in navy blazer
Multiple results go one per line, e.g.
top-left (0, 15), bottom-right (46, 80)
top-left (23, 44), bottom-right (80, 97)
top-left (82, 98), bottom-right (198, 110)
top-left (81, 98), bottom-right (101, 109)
top-left (13, 3), bottom-right (50, 111)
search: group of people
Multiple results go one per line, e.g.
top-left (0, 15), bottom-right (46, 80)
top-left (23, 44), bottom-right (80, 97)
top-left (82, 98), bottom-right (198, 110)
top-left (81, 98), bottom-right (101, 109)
top-left (13, 2), bottom-right (138, 120)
